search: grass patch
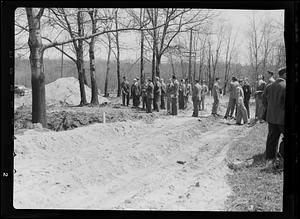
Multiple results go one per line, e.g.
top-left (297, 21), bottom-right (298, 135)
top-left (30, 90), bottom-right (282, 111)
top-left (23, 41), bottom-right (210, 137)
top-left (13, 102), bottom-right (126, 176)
top-left (225, 123), bottom-right (283, 211)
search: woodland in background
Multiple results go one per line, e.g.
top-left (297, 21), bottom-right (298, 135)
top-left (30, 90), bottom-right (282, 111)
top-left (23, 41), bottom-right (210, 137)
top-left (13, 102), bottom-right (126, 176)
top-left (15, 8), bottom-right (285, 126)
top-left (14, 57), bottom-right (283, 95)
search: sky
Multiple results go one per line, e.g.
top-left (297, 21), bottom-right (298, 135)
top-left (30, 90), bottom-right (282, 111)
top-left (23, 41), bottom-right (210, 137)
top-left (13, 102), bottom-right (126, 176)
top-left (16, 9), bottom-right (285, 65)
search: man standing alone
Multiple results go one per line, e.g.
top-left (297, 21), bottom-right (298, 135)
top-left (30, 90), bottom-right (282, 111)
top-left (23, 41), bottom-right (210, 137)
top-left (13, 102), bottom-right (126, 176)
top-left (212, 77), bottom-right (221, 116)
top-left (121, 76), bottom-right (130, 106)
top-left (192, 80), bottom-right (202, 117)
top-left (262, 67), bottom-right (286, 168)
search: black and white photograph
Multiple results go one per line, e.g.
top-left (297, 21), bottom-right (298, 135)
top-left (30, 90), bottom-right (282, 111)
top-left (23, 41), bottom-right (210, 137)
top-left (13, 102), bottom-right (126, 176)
top-left (7, 4), bottom-right (294, 213)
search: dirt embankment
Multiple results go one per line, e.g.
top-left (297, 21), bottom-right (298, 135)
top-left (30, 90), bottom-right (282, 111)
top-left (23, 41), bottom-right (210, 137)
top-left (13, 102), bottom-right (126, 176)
top-left (14, 111), bottom-right (244, 210)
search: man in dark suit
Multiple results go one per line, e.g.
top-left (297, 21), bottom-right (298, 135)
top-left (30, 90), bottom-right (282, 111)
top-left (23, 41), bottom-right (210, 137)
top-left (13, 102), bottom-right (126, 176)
top-left (242, 78), bottom-right (251, 118)
top-left (262, 67), bottom-right (286, 168)
top-left (192, 80), bottom-right (202, 117)
top-left (121, 76), bottom-right (130, 106)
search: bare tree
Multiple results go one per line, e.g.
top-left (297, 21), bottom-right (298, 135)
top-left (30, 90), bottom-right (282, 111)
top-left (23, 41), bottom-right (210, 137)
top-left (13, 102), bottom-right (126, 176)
top-left (25, 8), bottom-right (47, 126)
top-left (223, 25), bottom-right (238, 95)
top-left (145, 9), bottom-right (212, 78)
top-left (87, 8), bottom-right (100, 105)
top-left (104, 32), bottom-right (112, 97)
top-left (113, 9), bottom-right (121, 96)
top-left (247, 12), bottom-right (264, 82)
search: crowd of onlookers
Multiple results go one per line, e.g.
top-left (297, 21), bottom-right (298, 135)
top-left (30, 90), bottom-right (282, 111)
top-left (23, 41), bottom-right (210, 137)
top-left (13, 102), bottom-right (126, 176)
top-left (121, 67), bottom-right (286, 169)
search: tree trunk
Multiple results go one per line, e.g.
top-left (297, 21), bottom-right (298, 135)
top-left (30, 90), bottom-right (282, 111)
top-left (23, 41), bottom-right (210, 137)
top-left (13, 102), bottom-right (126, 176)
top-left (156, 55), bottom-right (161, 78)
top-left (30, 50), bottom-right (46, 127)
top-left (152, 39), bottom-right (156, 82)
top-left (89, 38), bottom-right (99, 105)
top-left (140, 30), bottom-right (144, 81)
top-left (104, 33), bottom-right (112, 97)
top-left (77, 8), bottom-right (88, 103)
top-left (188, 29), bottom-right (193, 82)
top-left (26, 8), bottom-right (47, 127)
top-left (76, 58), bottom-right (88, 106)
top-left (115, 9), bottom-right (121, 97)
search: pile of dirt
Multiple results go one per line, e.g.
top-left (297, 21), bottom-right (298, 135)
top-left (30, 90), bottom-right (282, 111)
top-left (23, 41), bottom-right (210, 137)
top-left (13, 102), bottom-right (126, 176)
top-left (14, 77), bottom-right (109, 110)
top-left (14, 105), bottom-right (162, 132)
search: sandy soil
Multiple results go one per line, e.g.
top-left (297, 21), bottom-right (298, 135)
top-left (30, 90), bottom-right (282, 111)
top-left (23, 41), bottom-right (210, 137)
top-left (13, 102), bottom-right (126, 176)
top-left (13, 97), bottom-right (256, 210)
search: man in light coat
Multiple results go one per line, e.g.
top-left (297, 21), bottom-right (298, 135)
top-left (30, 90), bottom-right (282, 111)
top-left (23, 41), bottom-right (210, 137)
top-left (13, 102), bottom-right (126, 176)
top-left (153, 76), bottom-right (161, 112)
top-left (199, 80), bottom-right (208, 111)
top-left (192, 80), bottom-right (202, 117)
top-left (212, 77), bottom-right (221, 116)
top-left (236, 80), bottom-right (248, 125)
top-left (146, 78), bottom-right (154, 113)
top-left (224, 76), bottom-right (239, 119)
top-left (171, 75), bottom-right (179, 115)
top-left (160, 78), bottom-right (166, 110)
top-left (166, 78), bottom-right (173, 114)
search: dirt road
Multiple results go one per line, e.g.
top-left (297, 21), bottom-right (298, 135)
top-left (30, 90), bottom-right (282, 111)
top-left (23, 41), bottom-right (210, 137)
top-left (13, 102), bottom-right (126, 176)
top-left (14, 100), bottom-right (252, 210)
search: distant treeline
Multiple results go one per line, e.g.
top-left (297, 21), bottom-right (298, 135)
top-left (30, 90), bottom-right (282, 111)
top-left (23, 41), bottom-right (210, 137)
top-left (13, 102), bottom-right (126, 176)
top-left (15, 58), bottom-right (277, 94)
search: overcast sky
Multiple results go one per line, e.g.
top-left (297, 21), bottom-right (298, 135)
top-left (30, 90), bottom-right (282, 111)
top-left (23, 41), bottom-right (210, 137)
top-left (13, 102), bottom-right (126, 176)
top-left (16, 9), bottom-right (284, 65)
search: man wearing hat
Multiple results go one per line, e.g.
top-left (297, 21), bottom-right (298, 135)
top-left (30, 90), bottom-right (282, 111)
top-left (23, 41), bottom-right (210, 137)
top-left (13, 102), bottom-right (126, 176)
top-left (146, 77), bottom-right (154, 113)
top-left (236, 79), bottom-right (248, 125)
top-left (212, 77), bottom-right (221, 116)
top-left (262, 67), bottom-right (286, 168)
top-left (224, 76), bottom-right (239, 119)
top-left (171, 75), bottom-right (179, 115)
top-left (267, 71), bottom-right (275, 86)
top-left (131, 78), bottom-right (138, 107)
top-left (160, 78), bottom-right (167, 110)
top-left (199, 80), bottom-right (208, 111)
top-left (121, 76), bottom-right (130, 106)
top-left (192, 80), bottom-right (202, 117)
top-left (254, 74), bottom-right (267, 122)
top-left (242, 78), bottom-right (251, 118)
top-left (153, 76), bottom-right (161, 112)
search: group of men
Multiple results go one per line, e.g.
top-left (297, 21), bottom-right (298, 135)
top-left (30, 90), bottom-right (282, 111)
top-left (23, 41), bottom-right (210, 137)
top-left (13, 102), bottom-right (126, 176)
top-left (121, 67), bottom-right (286, 169)
top-left (120, 75), bottom-right (169, 113)
top-left (220, 76), bottom-right (252, 125)
top-left (121, 75), bottom-right (210, 116)
top-left (217, 68), bottom-right (286, 168)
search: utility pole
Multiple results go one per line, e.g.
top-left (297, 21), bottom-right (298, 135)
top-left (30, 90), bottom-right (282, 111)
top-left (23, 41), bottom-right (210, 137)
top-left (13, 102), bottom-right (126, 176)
top-left (188, 28), bottom-right (193, 83)
top-left (60, 44), bottom-right (64, 78)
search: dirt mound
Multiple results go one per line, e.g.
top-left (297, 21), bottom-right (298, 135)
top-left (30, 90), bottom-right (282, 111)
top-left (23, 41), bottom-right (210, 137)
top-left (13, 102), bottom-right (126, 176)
top-left (14, 77), bottom-right (109, 109)
top-left (14, 105), bottom-right (162, 132)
